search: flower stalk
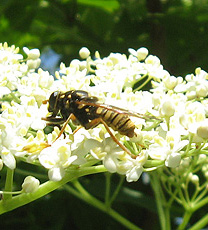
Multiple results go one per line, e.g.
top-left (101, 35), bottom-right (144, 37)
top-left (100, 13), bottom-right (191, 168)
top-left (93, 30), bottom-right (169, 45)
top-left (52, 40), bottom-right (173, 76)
top-left (0, 165), bottom-right (107, 215)
top-left (65, 180), bottom-right (142, 230)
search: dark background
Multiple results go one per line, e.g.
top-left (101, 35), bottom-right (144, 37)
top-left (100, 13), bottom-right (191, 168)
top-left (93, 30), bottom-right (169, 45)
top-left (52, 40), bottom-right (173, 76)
top-left (1, 0), bottom-right (208, 229)
top-left (1, 0), bottom-right (208, 76)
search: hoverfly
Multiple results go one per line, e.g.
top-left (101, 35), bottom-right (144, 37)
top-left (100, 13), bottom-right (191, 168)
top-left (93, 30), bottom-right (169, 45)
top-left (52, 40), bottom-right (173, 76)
top-left (42, 90), bottom-right (157, 157)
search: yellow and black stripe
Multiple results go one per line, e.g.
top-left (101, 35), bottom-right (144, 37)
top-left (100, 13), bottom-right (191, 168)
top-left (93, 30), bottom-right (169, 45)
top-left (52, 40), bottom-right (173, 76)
top-left (96, 107), bottom-right (135, 137)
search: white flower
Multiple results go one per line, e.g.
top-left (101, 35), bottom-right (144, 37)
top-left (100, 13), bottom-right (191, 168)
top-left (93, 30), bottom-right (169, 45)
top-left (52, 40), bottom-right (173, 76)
top-left (145, 55), bottom-right (160, 66)
top-left (136, 47), bottom-right (149, 60)
top-left (22, 176), bottom-right (40, 193)
top-left (22, 130), bottom-right (50, 161)
top-left (148, 131), bottom-right (188, 167)
top-left (148, 136), bottom-right (170, 161)
top-left (125, 150), bottom-right (148, 182)
top-left (39, 139), bottom-right (77, 181)
top-left (179, 68), bottom-right (208, 99)
top-left (128, 47), bottom-right (149, 61)
top-left (0, 43), bottom-right (27, 94)
top-left (0, 119), bottom-right (27, 169)
top-left (88, 132), bottom-right (148, 182)
top-left (89, 136), bottom-right (123, 161)
top-left (178, 101), bottom-right (206, 135)
top-left (0, 87), bottom-right (11, 98)
top-left (126, 165), bottom-right (143, 182)
top-left (160, 100), bottom-right (175, 117)
top-left (23, 47), bottom-right (40, 60)
top-left (26, 59), bottom-right (41, 69)
top-left (0, 146), bottom-right (16, 170)
top-left (165, 152), bottom-right (181, 168)
top-left (103, 153), bottom-right (119, 173)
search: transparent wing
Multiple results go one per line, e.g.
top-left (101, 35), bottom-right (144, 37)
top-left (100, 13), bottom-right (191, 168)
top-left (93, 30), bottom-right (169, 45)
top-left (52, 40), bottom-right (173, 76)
top-left (75, 100), bottom-right (160, 120)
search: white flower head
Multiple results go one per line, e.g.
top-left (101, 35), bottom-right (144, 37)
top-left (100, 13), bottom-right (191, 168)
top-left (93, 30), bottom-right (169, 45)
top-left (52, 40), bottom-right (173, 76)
top-left (2, 43), bottom-right (208, 185)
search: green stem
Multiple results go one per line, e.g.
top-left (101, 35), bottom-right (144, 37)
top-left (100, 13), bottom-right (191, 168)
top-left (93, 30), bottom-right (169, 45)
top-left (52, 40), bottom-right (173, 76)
top-left (65, 182), bottom-right (142, 230)
top-left (144, 159), bottom-right (164, 168)
top-left (188, 213), bottom-right (208, 230)
top-left (177, 210), bottom-right (193, 230)
top-left (150, 172), bottom-right (171, 230)
top-left (4, 168), bottom-right (14, 200)
top-left (133, 75), bottom-right (151, 92)
top-left (0, 165), bottom-right (107, 215)
top-left (10, 92), bottom-right (21, 104)
top-left (109, 175), bottom-right (125, 205)
top-left (192, 195), bottom-right (208, 212)
top-left (104, 172), bottom-right (112, 208)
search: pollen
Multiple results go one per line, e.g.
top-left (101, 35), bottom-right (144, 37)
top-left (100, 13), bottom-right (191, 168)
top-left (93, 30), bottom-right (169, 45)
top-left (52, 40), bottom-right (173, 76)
top-left (22, 142), bottom-right (50, 154)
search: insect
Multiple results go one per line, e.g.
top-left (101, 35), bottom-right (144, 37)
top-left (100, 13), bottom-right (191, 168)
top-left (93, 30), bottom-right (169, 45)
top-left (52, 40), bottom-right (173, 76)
top-left (42, 90), bottom-right (156, 157)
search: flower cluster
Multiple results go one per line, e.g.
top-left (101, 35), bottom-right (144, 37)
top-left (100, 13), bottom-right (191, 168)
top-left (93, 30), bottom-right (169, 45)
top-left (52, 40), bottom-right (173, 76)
top-left (0, 43), bottom-right (208, 185)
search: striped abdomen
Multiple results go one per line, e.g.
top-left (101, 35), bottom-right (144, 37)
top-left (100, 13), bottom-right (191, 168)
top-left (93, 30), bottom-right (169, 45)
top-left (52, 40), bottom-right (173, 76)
top-left (96, 107), bottom-right (135, 138)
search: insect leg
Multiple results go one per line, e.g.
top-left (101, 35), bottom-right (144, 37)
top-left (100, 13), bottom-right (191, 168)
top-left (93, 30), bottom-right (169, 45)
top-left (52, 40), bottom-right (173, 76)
top-left (54, 113), bottom-right (75, 142)
top-left (73, 126), bottom-right (83, 135)
top-left (42, 116), bottom-right (66, 124)
top-left (84, 118), bottom-right (136, 158)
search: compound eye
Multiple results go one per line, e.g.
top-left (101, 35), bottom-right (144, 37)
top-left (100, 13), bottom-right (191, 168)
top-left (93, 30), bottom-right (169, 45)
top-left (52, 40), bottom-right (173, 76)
top-left (48, 91), bottom-right (60, 112)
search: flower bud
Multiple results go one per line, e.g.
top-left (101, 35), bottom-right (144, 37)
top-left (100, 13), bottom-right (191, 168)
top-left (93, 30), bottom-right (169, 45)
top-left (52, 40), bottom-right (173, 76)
top-left (103, 155), bottom-right (117, 173)
top-left (22, 176), bottom-right (40, 193)
top-left (136, 47), bottom-right (148, 61)
top-left (79, 47), bottom-right (90, 59)
top-left (161, 101), bottom-right (175, 117)
top-left (186, 91), bottom-right (196, 100)
top-left (191, 174), bottom-right (199, 186)
top-left (95, 51), bottom-right (100, 59)
top-left (164, 76), bottom-right (177, 90)
top-left (196, 85), bottom-right (208, 97)
top-left (27, 59), bottom-right (41, 69)
top-left (145, 55), bottom-right (160, 66)
top-left (28, 49), bottom-right (40, 60)
top-left (197, 123), bottom-right (208, 139)
top-left (70, 59), bottom-right (80, 68)
top-left (202, 165), bottom-right (208, 174)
